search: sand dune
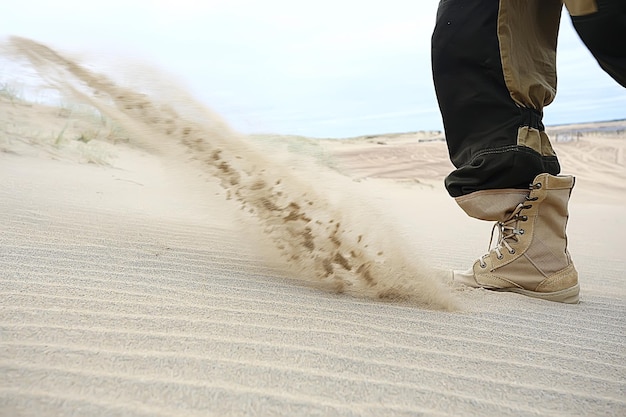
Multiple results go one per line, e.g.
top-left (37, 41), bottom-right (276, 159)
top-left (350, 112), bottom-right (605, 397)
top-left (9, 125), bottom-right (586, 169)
top-left (1, 39), bottom-right (626, 416)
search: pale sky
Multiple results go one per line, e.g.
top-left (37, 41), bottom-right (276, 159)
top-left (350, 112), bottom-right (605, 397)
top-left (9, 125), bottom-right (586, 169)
top-left (2, 0), bottom-right (625, 138)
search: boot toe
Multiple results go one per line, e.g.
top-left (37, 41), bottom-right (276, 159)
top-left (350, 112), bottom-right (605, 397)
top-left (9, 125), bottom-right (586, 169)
top-left (453, 267), bottom-right (481, 288)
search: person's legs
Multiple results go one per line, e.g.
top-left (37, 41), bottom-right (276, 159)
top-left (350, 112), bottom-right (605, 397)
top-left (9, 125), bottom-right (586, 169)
top-left (432, 0), bottom-right (580, 303)
top-left (432, 0), bottom-right (563, 198)
top-left (565, 0), bottom-right (626, 87)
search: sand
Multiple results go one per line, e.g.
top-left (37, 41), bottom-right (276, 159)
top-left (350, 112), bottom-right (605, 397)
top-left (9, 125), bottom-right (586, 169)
top-left (1, 38), bottom-right (625, 416)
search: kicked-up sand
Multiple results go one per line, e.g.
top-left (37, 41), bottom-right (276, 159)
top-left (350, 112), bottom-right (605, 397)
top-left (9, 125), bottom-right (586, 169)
top-left (1, 38), bottom-right (625, 416)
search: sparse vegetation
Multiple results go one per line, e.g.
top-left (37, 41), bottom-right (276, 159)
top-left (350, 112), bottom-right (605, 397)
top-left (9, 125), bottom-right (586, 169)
top-left (0, 82), bottom-right (22, 103)
top-left (54, 123), bottom-right (68, 146)
top-left (0, 89), bottom-right (128, 165)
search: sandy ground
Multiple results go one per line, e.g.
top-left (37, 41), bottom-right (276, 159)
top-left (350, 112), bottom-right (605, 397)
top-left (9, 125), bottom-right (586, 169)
top-left (1, 39), bottom-right (626, 416)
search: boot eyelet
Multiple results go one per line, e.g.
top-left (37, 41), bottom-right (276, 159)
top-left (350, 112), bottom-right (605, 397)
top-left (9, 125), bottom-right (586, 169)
top-left (519, 229), bottom-right (524, 235)
top-left (497, 254), bottom-right (503, 260)
top-left (521, 215), bottom-right (528, 221)
top-left (479, 262), bottom-right (486, 269)
top-left (535, 182), bottom-right (542, 189)
top-left (509, 249), bottom-right (516, 254)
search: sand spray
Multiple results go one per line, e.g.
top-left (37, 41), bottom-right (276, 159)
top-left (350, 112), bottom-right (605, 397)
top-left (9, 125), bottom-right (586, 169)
top-left (5, 37), bottom-right (456, 310)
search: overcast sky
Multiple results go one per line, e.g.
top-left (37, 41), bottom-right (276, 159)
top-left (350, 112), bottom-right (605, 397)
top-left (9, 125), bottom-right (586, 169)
top-left (2, 0), bottom-right (625, 138)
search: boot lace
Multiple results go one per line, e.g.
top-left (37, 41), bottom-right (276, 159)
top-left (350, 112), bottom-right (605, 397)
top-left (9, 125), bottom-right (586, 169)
top-left (478, 181), bottom-right (542, 268)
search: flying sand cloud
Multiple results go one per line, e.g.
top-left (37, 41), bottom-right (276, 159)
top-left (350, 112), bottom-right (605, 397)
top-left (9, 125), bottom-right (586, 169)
top-left (4, 36), bottom-right (457, 309)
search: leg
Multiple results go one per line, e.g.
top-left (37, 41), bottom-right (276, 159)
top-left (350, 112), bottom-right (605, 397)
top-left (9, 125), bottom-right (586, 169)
top-left (565, 0), bottom-right (626, 87)
top-left (431, 0), bottom-right (563, 198)
top-left (431, 0), bottom-right (579, 303)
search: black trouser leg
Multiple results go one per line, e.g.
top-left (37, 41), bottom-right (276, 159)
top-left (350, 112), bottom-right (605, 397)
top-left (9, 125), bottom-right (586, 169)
top-left (431, 0), bottom-right (563, 197)
top-left (566, 0), bottom-right (626, 87)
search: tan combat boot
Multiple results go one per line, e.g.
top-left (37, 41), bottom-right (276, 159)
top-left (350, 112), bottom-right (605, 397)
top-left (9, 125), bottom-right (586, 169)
top-left (454, 173), bottom-right (579, 304)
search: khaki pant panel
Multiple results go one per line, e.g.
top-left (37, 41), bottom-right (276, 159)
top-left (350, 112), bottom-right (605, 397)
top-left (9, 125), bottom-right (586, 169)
top-left (564, 0), bottom-right (598, 16)
top-left (497, 0), bottom-right (563, 110)
top-left (516, 126), bottom-right (557, 156)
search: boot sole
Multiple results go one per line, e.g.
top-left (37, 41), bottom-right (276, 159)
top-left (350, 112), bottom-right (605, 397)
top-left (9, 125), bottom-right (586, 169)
top-left (494, 283), bottom-right (580, 304)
